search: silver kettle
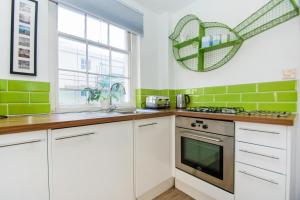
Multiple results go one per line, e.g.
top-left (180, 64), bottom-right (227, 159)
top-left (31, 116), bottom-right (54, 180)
top-left (176, 94), bottom-right (190, 109)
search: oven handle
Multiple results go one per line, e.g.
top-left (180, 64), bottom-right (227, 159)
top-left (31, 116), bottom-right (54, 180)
top-left (183, 132), bottom-right (223, 143)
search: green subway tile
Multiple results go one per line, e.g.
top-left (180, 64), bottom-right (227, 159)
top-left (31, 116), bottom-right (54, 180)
top-left (227, 103), bottom-right (257, 111)
top-left (227, 84), bottom-right (256, 93)
top-left (169, 90), bottom-right (176, 96)
top-left (204, 86), bottom-right (226, 94)
top-left (185, 88), bottom-right (200, 95)
top-left (137, 96), bottom-right (147, 108)
top-left (176, 89), bottom-right (186, 94)
top-left (242, 93), bottom-right (275, 102)
top-left (277, 92), bottom-right (297, 102)
top-left (258, 103), bottom-right (297, 112)
top-left (159, 89), bottom-right (170, 96)
top-left (194, 95), bottom-right (214, 102)
top-left (140, 89), bottom-right (159, 95)
top-left (135, 89), bottom-right (142, 95)
top-left (136, 95), bottom-right (142, 108)
top-left (189, 102), bottom-right (227, 107)
top-left (215, 94), bottom-right (240, 102)
top-left (258, 80), bottom-right (297, 92)
top-left (8, 104), bottom-right (51, 115)
top-left (188, 88), bottom-right (197, 95)
top-left (189, 95), bottom-right (198, 102)
top-left (8, 80), bottom-right (50, 92)
top-left (170, 95), bottom-right (176, 101)
top-left (193, 88), bottom-right (204, 95)
top-left (0, 80), bottom-right (7, 91)
top-left (0, 104), bottom-right (8, 116)
top-left (30, 92), bottom-right (50, 103)
top-left (0, 92), bottom-right (29, 103)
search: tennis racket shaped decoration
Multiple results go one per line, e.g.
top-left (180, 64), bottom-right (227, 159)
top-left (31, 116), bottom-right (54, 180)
top-left (169, 0), bottom-right (299, 72)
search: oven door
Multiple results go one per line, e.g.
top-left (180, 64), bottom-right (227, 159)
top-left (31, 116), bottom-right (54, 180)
top-left (176, 127), bottom-right (234, 193)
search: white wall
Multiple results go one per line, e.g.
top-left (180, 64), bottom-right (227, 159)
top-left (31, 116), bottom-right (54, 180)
top-left (168, 0), bottom-right (300, 89)
top-left (120, 0), bottom-right (170, 89)
top-left (0, 0), bottom-right (49, 81)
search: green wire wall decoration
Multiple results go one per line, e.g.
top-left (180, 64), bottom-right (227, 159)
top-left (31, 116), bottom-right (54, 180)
top-left (169, 0), bottom-right (299, 72)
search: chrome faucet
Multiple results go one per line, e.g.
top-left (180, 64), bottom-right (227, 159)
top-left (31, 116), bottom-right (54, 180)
top-left (107, 82), bottom-right (126, 112)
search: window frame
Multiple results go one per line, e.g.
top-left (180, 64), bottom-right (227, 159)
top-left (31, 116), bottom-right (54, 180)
top-left (56, 4), bottom-right (133, 111)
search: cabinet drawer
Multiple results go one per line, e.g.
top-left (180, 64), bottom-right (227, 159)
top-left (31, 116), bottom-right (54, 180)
top-left (235, 163), bottom-right (286, 200)
top-left (236, 142), bottom-right (286, 174)
top-left (236, 122), bottom-right (287, 149)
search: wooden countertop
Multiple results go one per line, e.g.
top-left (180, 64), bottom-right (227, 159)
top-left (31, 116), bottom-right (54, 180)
top-left (0, 110), bottom-right (296, 135)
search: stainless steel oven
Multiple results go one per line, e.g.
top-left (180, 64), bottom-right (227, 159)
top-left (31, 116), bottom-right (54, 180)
top-left (175, 116), bottom-right (235, 193)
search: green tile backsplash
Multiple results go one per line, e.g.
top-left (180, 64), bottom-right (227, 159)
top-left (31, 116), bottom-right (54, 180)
top-left (136, 80), bottom-right (298, 112)
top-left (0, 79), bottom-right (50, 116)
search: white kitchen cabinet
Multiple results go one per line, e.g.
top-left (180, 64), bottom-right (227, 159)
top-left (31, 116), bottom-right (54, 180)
top-left (235, 122), bottom-right (295, 200)
top-left (236, 141), bottom-right (287, 174)
top-left (134, 116), bottom-right (172, 198)
top-left (50, 121), bottom-right (134, 200)
top-left (0, 131), bottom-right (49, 200)
top-left (235, 162), bottom-right (286, 200)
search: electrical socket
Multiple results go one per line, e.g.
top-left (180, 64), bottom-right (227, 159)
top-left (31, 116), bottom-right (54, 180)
top-left (282, 68), bottom-right (297, 80)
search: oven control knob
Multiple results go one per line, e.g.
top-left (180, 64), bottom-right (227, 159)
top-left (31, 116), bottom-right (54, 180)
top-left (202, 124), bottom-right (208, 129)
top-left (191, 123), bottom-right (197, 127)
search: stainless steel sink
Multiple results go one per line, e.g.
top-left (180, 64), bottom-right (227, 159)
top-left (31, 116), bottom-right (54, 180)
top-left (115, 109), bottom-right (159, 115)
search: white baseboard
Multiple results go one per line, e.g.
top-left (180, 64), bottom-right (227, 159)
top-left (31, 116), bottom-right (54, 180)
top-left (176, 179), bottom-right (214, 200)
top-left (175, 169), bottom-right (234, 200)
top-left (137, 177), bottom-right (175, 200)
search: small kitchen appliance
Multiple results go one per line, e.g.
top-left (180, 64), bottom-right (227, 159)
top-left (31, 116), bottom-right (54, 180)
top-left (145, 96), bottom-right (170, 109)
top-left (176, 94), bottom-right (190, 109)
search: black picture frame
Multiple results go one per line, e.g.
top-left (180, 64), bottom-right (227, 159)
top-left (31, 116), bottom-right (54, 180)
top-left (10, 0), bottom-right (38, 76)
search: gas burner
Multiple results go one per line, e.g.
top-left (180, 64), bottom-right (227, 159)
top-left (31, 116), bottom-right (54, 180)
top-left (185, 107), bottom-right (291, 118)
top-left (186, 107), bottom-right (244, 115)
top-left (241, 111), bottom-right (290, 118)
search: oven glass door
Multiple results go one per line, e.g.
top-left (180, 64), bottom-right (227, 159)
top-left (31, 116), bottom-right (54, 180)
top-left (181, 137), bottom-right (223, 180)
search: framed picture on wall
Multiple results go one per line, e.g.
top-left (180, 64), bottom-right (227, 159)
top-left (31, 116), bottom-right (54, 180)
top-left (10, 0), bottom-right (38, 76)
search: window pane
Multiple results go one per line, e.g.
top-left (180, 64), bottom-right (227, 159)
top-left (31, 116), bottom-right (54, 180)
top-left (109, 25), bottom-right (128, 50)
top-left (110, 78), bottom-right (130, 104)
top-left (87, 16), bottom-right (108, 44)
top-left (111, 51), bottom-right (129, 77)
top-left (87, 75), bottom-right (110, 105)
top-left (58, 7), bottom-right (84, 38)
top-left (59, 70), bottom-right (87, 105)
top-left (59, 37), bottom-right (86, 72)
top-left (88, 45), bottom-right (109, 75)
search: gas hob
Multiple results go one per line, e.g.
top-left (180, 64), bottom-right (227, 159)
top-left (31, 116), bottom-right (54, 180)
top-left (186, 107), bottom-right (290, 118)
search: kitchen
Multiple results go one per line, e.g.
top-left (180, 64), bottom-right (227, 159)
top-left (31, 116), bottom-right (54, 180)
top-left (0, 0), bottom-right (299, 200)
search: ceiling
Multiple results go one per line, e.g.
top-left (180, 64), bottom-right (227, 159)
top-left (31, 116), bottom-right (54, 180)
top-left (132, 0), bottom-right (197, 13)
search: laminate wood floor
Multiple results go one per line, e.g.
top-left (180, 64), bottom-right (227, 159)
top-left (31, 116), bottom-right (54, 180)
top-left (154, 188), bottom-right (194, 200)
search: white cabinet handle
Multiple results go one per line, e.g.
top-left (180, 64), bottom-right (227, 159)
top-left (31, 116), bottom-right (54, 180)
top-left (138, 122), bottom-right (158, 128)
top-left (55, 132), bottom-right (95, 141)
top-left (239, 128), bottom-right (280, 135)
top-left (239, 170), bottom-right (278, 185)
top-left (0, 139), bottom-right (42, 148)
top-left (239, 149), bottom-right (279, 160)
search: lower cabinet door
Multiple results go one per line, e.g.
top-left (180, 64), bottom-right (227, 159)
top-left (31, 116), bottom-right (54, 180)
top-left (0, 131), bottom-right (49, 200)
top-left (235, 162), bottom-right (286, 200)
top-left (135, 117), bottom-right (172, 197)
top-left (50, 122), bottom-right (134, 200)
